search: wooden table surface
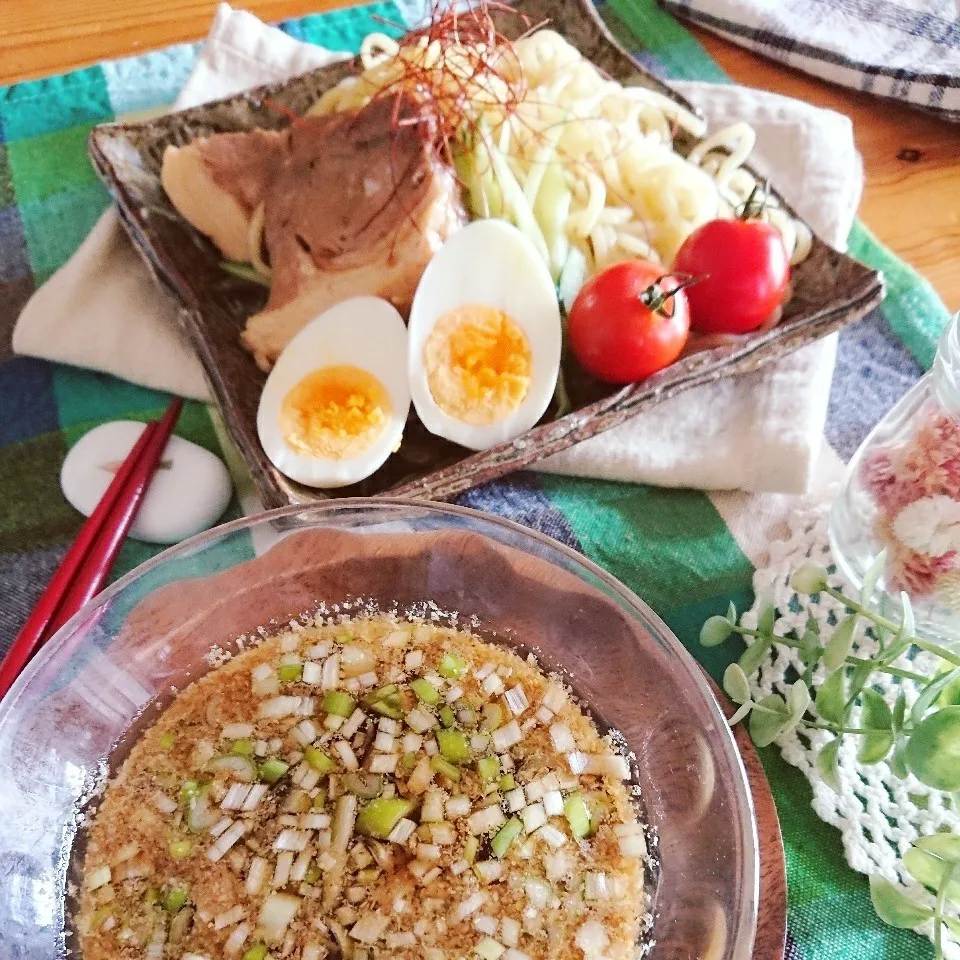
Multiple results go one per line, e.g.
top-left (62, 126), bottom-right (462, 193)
top-left (1, 0), bottom-right (957, 310)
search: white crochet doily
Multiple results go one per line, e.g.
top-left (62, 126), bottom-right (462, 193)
top-left (742, 498), bottom-right (960, 956)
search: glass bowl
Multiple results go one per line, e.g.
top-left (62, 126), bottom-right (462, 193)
top-left (0, 500), bottom-right (758, 959)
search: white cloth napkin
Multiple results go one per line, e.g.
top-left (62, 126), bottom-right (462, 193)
top-left (662, 0), bottom-right (960, 122)
top-left (12, 4), bottom-right (863, 494)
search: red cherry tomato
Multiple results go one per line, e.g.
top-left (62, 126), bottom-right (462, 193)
top-left (673, 218), bottom-right (790, 335)
top-left (568, 260), bottom-right (690, 384)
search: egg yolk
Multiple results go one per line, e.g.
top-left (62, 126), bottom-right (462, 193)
top-left (423, 305), bottom-right (533, 426)
top-left (280, 365), bottom-right (391, 460)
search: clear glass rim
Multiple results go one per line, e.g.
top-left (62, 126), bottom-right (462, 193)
top-left (0, 497), bottom-right (759, 956)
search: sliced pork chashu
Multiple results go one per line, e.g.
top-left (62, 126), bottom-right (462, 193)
top-left (161, 127), bottom-right (285, 262)
top-left (160, 94), bottom-right (465, 369)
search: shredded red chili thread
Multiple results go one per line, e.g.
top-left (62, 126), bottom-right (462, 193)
top-left (262, 97), bottom-right (312, 128)
top-left (364, 0), bottom-right (534, 170)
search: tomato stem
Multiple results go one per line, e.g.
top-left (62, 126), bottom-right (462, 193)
top-left (737, 180), bottom-right (770, 221)
top-left (639, 272), bottom-right (706, 317)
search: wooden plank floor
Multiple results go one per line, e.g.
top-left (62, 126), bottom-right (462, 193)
top-left (1, 0), bottom-right (957, 309)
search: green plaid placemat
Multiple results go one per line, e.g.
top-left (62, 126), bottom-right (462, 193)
top-left (0, 1), bottom-right (951, 956)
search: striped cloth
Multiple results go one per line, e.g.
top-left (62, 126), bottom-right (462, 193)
top-left (0, 1), bottom-right (950, 957)
top-left (660, 0), bottom-right (960, 120)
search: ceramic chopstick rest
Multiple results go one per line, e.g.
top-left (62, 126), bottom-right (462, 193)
top-left (60, 420), bottom-right (232, 545)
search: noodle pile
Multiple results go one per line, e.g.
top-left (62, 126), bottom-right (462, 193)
top-left (306, 28), bottom-right (811, 285)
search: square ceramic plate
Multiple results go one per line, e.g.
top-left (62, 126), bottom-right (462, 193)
top-left (88, 0), bottom-right (884, 509)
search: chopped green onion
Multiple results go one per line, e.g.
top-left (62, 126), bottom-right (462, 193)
top-left (364, 684), bottom-right (403, 719)
top-left (279, 663), bottom-right (303, 683)
top-left (430, 755), bottom-right (461, 782)
top-left (343, 772), bottom-right (384, 799)
top-left (357, 868), bottom-right (380, 884)
top-left (163, 886), bottom-right (188, 913)
top-left (143, 887), bottom-right (160, 906)
top-left (242, 945), bottom-right (269, 960)
top-left (498, 774), bottom-right (516, 792)
top-left (481, 703), bottom-right (504, 731)
top-left (438, 652), bottom-right (467, 680)
top-left (411, 678), bottom-right (441, 705)
top-left (456, 704), bottom-right (478, 727)
top-left (584, 791), bottom-right (612, 829)
top-left (438, 706), bottom-right (456, 728)
top-left (356, 797), bottom-right (416, 839)
top-left (286, 789), bottom-right (312, 813)
top-left (159, 732), bottom-right (176, 750)
top-left (90, 905), bottom-right (115, 931)
top-left (231, 738), bottom-right (254, 756)
top-left (178, 780), bottom-right (200, 806)
top-left (323, 691), bottom-right (356, 717)
top-left (312, 789), bottom-right (328, 808)
top-left (437, 729), bottom-right (471, 764)
top-left (370, 697), bottom-right (403, 719)
top-left (474, 936), bottom-right (505, 960)
top-left (464, 835), bottom-right (479, 864)
top-left (335, 627), bottom-right (353, 644)
top-left (401, 751), bottom-right (417, 771)
top-left (209, 754), bottom-right (257, 781)
top-left (363, 684), bottom-right (398, 705)
top-left (305, 746), bottom-right (334, 774)
top-left (259, 758), bottom-right (290, 783)
top-left (476, 756), bottom-right (501, 782)
top-left (564, 792), bottom-right (592, 839)
top-left (491, 817), bottom-right (523, 858)
top-left (168, 839), bottom-right (193, 859)
top-left (305, 863), bottom-right (322, 885)
top-left (185, 786), bottom-right (218, 833)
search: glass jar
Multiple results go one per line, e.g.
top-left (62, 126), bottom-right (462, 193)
top-left (830, 312), bottom-right (960, 641)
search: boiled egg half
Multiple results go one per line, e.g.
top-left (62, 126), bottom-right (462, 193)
top-left (257, 297), bottom-right (410, 487)
top-left (407, 219), bottom-right (562, 451)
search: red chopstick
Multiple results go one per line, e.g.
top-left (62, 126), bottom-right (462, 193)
top-left (0, 398), bottom-right (183, 700)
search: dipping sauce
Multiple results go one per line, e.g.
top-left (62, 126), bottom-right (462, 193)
top-left (78, 614), bottom-right (647, 959)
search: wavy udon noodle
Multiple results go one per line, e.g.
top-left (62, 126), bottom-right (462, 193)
top-left (306, 29), bottom-right (812, 281)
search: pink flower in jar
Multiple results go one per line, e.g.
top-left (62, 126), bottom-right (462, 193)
top-left (904, 449), bottom-right (960, 499)
top-left (860, 449), bottom-right (922, 513)
top-left (861, 450), bottom-right (901, 509)
top-left (882, 494), bottom-right (960, 598)
top-left (892, 495), bottom-right (960, 556)
top-left (905, 413), bottom-right (960, 495)
top-left (888, 547), bottom-right (958, 598)
top-left (916, 413), bottom-right (960, 455)
top-left (941, 457), bottom-right (960, 496)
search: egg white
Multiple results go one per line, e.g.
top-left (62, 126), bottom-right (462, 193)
top-left (257, 297), bottom-right (410, 488)
top-left (407, 219), bottom-right (562, 451)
